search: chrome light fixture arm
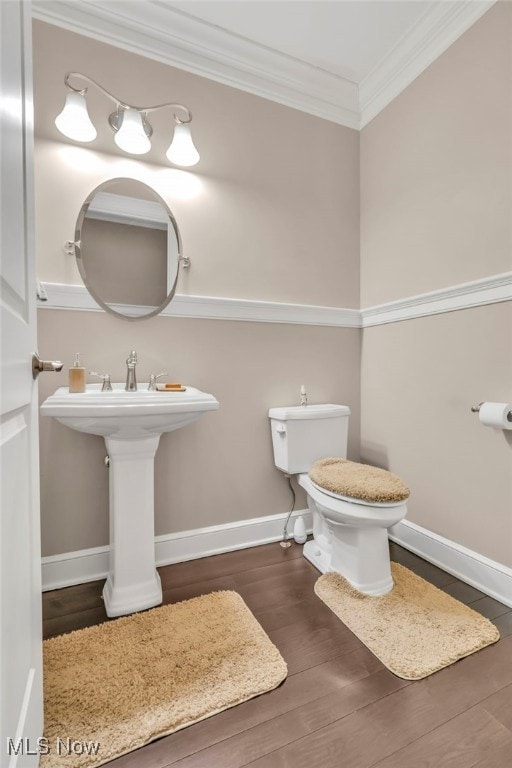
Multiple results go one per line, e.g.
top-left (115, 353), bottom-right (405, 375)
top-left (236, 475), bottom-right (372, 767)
top-left (63, 72), bottom-right (193, 124)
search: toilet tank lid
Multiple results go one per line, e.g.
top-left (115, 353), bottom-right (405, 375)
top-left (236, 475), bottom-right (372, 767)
top-left (268, 404), bottom-right (350, 421)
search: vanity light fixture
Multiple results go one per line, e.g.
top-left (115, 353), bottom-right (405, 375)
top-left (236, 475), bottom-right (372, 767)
top-left (55, 72), bottom-right (200, 167)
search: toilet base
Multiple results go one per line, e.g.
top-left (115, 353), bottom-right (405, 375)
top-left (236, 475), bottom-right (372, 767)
top-left (328, 522), bottom-right (394, 596)
top-left (303, 538), bottom-right (330, 573)
top-left (300, 474), bottom-right (402, 596)
top-left (303, 535), bottom-right (394, 595)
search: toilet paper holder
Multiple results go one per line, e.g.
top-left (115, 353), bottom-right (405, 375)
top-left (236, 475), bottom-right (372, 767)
top-left (471, 402), bottom-right (512, 421)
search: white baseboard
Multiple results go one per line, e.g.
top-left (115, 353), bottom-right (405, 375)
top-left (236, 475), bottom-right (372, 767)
top-left (42, 510), bottom-right (512, 607)
top-left (41, 509), bottom-right (311, 591)
top-left (389, 519), bottom-right (512, 608)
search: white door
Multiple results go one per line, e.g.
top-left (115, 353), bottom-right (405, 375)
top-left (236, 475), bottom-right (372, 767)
top-left (1, 1), bottom-right (44, 765)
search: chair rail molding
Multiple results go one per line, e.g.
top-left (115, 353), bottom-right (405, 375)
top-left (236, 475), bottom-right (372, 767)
top-left (361, 272), bottom-right (512, 327)
top-left (38, 272), bottom-right (512, 327)
top-left (37, 282), bottom-right (362, 327)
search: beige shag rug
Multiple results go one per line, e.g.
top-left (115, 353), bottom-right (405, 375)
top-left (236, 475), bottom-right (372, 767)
top-left (42, 591), bottom-right (287, 768)
top-left (315, 563), bottom-right (499, 680)
top-left (309, 458), bottom-right (410, 503)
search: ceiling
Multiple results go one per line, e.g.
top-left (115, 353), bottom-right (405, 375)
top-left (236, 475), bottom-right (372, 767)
top-left (170, 1), bottom-right (432, 83)
top-left (32, 0), bottom-right (495, 128)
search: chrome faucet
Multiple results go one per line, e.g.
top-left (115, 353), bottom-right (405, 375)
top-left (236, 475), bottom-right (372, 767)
top-left (125, 350), bottom-right (138, 391)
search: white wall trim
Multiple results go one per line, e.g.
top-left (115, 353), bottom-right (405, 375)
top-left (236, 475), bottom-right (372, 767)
top-left (87, 192), bottom-right (168, 229)
top-left (389, 519), bottom-right (512, 608)
top-left (42, 511), bottom-right (512, 607)
top-left (37, 282), bottom-right (362, 327)
top-left (361, 272), bottom-right (512, 327)
top-left (31, 1), bottom-right (495, 130)
top-left (41, 508), bottom-right (312, 591)
top-left (32, 0), bottom-right (359, 129)
top-left (359, 0), bottom-right (496, 127)
top-left (38, 273), bottom-right (511, 327)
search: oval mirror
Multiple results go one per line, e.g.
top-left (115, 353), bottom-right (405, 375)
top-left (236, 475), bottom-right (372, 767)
top-left (75, 178), bottom-right (182, 320)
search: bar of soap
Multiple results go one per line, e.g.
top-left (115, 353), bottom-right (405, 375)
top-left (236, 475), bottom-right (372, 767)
top-left (156, 383), bottom-right (186, 391)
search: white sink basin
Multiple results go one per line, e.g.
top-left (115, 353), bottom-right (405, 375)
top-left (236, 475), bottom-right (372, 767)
top-left (41, 382), bottom-right (219, 618)
top-left (40, 383), bottom-right (219, 439)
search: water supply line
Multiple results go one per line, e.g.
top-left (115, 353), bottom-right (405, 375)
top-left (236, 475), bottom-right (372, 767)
top-left (280, 473), bottom-right (296, 548)
top-left (279, 384), bottom-right (308, 547)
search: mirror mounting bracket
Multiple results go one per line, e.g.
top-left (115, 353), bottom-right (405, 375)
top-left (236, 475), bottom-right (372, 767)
top-left (64, 240), bottom-right (78, 256)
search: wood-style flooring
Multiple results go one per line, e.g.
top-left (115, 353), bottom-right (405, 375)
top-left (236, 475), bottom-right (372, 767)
top-left (42, 541), bottom-right (512, 767)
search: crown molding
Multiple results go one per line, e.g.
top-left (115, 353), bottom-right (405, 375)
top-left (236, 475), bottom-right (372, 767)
top-left (31, 0), bottom-right (359, 129)
top-left (32, 1), bottom-right (496, 130)
top-left (359, 0), bottom-right (497, 127)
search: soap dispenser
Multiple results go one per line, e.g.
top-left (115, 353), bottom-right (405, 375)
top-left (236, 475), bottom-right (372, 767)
top-left (69, 353), bottom-right (85, 393)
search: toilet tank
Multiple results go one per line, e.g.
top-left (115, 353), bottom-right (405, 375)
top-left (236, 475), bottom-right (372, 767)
top-left (268, 404), bottom-right (350, 474)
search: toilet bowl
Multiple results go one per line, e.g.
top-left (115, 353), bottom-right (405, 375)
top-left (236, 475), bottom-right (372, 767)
top-left (299, 473), bottom-right (407, 595)
top-left (268, 403), bottom-right (409, 596)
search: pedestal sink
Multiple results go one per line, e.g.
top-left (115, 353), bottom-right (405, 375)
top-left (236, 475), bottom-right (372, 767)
top-left (41, 383), bottom-right (219, 617)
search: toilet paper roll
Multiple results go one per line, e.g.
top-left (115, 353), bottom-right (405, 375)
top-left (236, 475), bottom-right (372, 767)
top-left (478, 402), bottom-right (512, 430)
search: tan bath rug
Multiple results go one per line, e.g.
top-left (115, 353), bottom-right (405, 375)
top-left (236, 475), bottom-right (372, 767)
top-left (42, 591), bottom-right (287, 768)
top-left (315, 562), bottom-right (499, 680)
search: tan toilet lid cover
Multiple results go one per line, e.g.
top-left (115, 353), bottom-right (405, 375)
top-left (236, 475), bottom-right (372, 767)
top-left (309, 458), bottom-right (410, 503)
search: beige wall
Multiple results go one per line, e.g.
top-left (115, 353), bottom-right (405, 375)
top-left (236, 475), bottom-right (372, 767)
top-left (33, 22), bottom-right (361, 557)
top-left (34, 9), bottom-right (512, 571)
top-left (33, 20), bottom-right (360, 308)
top-left (360, 2), bottom-right (512, 308)
top-left (361, 304), bottom-right (512, 566)
top-left (360, 3), bottom-right (512, 568)
top-left (38, 311), bottom-right (361, 557)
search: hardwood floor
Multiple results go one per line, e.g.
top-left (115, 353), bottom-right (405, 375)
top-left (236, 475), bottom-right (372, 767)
top-left (42, 541), bottom-right (512, 767)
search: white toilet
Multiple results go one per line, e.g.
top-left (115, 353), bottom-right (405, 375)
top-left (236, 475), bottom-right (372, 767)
top-left (268, 404), bottom-right (408, 595)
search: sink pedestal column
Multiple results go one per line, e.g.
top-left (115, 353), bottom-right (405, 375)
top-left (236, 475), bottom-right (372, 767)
top-left (102, 435), bottom-right (162, 617)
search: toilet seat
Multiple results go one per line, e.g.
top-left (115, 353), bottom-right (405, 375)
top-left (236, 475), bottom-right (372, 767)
top-left (299, 473), bottom-right (407, 528)
top-left (309, 457), bottom-right (410, 504)
top-left (309, 479), bottom-right (402, 508)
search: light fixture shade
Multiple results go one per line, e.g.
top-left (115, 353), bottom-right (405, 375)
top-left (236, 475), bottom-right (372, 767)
top-left (114, 108), bottom-right (151, 155)
top-left (55, 92), bottom-right (97, 142)
top-left (166, 123), bottom-right (200, 167)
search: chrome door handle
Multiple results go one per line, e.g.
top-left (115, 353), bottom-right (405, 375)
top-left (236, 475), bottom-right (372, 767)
top-left (32, 353), bottom-right (64, 379)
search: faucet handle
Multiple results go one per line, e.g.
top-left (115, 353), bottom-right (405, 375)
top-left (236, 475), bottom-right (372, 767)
top-left (147, 372), bottom-right (168, 391)
top-left (89, 371), bottom-right (113, 392)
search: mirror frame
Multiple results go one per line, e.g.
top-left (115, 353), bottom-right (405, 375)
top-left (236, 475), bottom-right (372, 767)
top-left (75, 178), bottom-right (183, 321)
